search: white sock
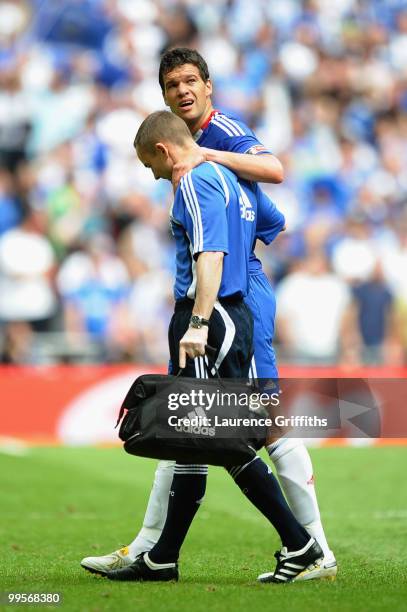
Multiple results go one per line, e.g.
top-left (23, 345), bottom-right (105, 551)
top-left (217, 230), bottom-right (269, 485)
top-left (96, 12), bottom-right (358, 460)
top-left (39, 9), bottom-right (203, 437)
top-left (128, 460), bottom-right (175, 559)
top-left (267, 439), bottom-right (334, 561)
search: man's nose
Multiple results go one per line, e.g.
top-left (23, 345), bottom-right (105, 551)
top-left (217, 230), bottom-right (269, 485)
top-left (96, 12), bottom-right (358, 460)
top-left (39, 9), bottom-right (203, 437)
top-left (177, 82), bottom-right (189, 96)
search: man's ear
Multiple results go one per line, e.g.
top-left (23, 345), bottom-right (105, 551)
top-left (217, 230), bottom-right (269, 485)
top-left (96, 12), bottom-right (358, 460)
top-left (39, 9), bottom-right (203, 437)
top-left (205, 79), bottom-right (213, 98)
top-left (162, 90), bottom-right (170, 106)
top-left (155, 142), bottom-right (169, 157)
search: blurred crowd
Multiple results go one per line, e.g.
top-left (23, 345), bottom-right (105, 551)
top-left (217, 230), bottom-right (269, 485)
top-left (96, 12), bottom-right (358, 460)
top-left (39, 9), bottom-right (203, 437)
top-left (1, 0), bottom-right (407, 366)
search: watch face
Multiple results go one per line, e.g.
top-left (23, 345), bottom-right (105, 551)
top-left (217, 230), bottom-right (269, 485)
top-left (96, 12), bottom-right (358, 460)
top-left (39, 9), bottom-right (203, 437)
top-left (190, 315), bottom-right (208, 328)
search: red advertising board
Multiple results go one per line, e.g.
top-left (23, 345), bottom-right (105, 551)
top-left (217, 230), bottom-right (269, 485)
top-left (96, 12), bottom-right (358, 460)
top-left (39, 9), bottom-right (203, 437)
top-left (0, 365), bottom-right (164, 445)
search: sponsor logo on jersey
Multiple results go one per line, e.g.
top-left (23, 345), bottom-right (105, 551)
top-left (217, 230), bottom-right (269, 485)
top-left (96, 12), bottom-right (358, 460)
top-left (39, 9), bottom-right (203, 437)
top-left (239, 185), bottom-right (256, 222)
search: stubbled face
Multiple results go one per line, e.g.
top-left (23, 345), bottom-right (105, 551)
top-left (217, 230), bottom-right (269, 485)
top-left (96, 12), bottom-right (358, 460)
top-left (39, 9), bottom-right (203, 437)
top-left (137, 146), bottom-right (173, 181)
top-left (162, 64), bottom-right (212, 131)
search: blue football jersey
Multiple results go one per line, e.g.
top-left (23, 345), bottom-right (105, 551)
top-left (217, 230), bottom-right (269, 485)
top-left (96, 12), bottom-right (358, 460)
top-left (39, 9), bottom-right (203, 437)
top-left (196, 110), bottom-right (285, 273)
top-left (250, 185), bottom-right (286, 273)
top-left (170, 161), bottom-right (257, 301)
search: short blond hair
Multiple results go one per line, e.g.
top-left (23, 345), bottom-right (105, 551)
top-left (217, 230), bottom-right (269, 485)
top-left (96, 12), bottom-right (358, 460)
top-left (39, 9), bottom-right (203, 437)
top-left (134, 110), bottom-right (192, 154)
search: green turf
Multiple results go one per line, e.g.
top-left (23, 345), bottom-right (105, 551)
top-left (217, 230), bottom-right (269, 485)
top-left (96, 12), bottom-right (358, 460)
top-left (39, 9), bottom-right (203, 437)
top-left (0, 446), bottom-right (406, 612)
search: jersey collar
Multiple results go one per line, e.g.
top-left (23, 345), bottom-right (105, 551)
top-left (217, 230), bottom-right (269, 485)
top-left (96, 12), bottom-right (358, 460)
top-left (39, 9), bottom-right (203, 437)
top-left (193, 109), bottom-right (219, 141)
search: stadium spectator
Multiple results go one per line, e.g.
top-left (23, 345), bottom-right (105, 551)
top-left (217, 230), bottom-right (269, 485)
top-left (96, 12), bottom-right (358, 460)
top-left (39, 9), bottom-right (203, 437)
top-left (331, 215), bottom-right (377, 283)
top-left (0, 67), bottom-right (31, 172)
top-left (352, 261), bottom-right (398, 365)
top-left (276, 251), bottom-right (358, 364)
top-left (56, 233), bottom-right (133, 361)
top-left (0, 204), bottom-right (58, 363)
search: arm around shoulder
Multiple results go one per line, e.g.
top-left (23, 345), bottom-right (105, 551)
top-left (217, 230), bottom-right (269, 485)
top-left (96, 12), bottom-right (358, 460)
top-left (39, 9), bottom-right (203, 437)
top-left (203, 148), bottom-right (284, 183)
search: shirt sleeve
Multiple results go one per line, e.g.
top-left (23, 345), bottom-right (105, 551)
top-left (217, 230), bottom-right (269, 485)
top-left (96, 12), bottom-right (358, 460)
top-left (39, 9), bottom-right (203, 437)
top-left (209, 117), bottom-right (272, 155)
top-left (255, 185), bottom-right (286, 245)
top-left (218, 133), bottom-right (272, 155)
top-left (179, 168), bottom-right (229, 259)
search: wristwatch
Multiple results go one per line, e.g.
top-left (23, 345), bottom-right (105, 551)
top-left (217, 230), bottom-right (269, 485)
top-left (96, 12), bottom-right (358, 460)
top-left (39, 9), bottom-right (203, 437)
top-left (189, 315), bottom-right (210, 329)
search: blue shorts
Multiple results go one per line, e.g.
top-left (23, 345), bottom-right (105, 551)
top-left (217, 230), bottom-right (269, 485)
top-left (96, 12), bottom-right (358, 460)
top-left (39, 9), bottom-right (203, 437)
top-left (245, 272), bottom-right (278, 379)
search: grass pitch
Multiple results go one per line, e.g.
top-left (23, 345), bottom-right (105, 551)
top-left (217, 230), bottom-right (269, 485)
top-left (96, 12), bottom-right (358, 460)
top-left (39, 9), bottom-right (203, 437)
top-left (0, 446), bottom-right (406, 612)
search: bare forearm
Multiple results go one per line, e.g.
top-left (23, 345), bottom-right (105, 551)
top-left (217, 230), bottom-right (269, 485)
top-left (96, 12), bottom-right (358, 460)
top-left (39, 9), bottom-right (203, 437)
top-left (193, 251), bottom-right (223, 318)
top-left (178, 251), bottom-right (223, 367)
top-left (203, 149), bottom-right (284, 183)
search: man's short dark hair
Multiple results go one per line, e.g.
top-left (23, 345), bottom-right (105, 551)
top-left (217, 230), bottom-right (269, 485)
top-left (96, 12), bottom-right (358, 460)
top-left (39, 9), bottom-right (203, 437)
top-left (134, 110), bottom-right (192, 153)
top-left (159, 47), bottom-right (210, 93)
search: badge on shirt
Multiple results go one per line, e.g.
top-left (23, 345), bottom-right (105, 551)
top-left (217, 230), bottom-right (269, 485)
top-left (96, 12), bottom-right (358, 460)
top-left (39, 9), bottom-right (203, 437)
top-left (246, 144), bottom-right (269, 155)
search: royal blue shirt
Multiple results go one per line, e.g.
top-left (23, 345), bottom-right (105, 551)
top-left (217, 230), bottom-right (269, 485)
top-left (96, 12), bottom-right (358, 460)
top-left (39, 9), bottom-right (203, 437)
top-left (250, 189), bottom-right (286, 273)
top-left (171, 161), bottom-right (257, 300)
top-left (196, 110), bottom-right (285, 273)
